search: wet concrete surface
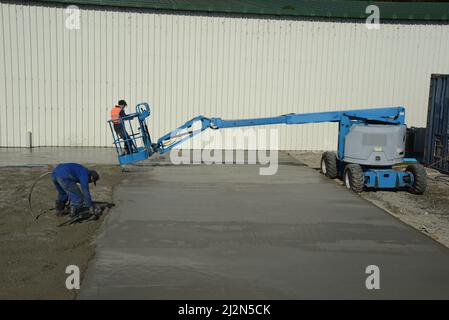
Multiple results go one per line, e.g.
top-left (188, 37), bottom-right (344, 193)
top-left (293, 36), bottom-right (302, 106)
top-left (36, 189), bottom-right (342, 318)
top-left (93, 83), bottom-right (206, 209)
top-left (79, 153), bottom-right (449, 299)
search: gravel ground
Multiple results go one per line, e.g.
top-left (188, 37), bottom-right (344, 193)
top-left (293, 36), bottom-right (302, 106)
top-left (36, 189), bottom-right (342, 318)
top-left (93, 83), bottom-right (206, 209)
top-left (287, 151), bottom-right (449, 248)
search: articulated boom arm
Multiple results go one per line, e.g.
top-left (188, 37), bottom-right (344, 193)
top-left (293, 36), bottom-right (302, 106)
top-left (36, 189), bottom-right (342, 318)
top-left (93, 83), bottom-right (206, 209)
top-left (154, 107), bottom-right (405, 154)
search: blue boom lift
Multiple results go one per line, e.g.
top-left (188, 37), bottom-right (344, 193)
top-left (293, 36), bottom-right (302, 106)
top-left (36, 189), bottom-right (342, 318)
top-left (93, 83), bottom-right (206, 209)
top-left (108, 103), bottom-right (427, 194)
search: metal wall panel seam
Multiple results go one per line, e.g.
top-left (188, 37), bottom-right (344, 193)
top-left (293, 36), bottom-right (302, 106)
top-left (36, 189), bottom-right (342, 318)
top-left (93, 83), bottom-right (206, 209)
top-left (4, 5), bottom-right (13, 146)
top-left (0, 5), bottom-right (6, 146)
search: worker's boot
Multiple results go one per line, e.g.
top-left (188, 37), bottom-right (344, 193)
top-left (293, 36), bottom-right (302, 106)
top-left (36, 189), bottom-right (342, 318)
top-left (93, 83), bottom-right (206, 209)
top-left (55, 200), bottom-right (68, 216)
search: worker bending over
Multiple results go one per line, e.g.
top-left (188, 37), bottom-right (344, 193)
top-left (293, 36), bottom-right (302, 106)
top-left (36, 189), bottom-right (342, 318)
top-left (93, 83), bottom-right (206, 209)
top-left (52, 163), bottom-right (100, 217)
top-left (111, 99), bottom-right (137, 155)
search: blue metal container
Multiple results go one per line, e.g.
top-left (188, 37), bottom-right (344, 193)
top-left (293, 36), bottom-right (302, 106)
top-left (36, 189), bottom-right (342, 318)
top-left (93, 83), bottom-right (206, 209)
top-left (424, 74), bottom-right (449, 174)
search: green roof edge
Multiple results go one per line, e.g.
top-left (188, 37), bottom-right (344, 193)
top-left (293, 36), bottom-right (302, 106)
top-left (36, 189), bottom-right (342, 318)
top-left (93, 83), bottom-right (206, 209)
top-left (24, 1), bottom-right (449, 21)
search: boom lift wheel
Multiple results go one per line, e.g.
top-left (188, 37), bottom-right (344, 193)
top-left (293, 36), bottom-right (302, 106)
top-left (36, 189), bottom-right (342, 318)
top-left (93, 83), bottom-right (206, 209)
top-left (406, 163), bottom-right (427, 194)
top-left (321, 152), bottom-right (338, 179)
top-left (344, 164), bottom-right (365, 193)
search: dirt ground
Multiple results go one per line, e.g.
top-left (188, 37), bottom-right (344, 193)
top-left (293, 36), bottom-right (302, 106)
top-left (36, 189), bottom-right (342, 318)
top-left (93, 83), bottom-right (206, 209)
top-left (288, 151), bottom-right (449, 248)
top-left (0, 164), bottom-right (123, 299)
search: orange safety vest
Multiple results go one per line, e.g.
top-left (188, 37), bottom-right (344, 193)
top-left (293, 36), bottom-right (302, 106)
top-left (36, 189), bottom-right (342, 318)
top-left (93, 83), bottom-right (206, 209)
top-left (110, 106), bottom-right (122, 125)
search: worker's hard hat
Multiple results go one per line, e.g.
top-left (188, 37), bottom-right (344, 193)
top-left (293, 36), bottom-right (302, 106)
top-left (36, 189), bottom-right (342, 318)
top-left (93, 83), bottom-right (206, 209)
top-left (118, 99), bottom-right (127, 107)
top-left (89, 170), bottom-right (100, 185)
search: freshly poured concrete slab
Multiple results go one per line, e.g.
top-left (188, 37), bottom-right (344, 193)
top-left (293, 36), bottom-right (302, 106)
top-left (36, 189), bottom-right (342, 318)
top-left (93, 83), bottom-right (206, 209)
top-left (79, 154), bottom-right (449, 299)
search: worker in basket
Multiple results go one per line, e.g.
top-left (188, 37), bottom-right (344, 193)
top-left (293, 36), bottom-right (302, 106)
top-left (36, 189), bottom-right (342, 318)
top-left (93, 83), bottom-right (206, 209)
top-left (111, 99), bottom-right (137, 155)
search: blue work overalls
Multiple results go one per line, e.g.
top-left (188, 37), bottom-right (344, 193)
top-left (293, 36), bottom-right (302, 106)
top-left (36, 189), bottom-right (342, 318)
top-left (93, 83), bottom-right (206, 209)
top-left (52, 163), bottom-right (93, 209)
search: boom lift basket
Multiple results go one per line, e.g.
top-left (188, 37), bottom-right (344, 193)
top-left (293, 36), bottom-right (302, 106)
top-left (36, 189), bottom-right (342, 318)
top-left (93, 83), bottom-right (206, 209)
top-left (107, 103), bottom-right (153, 165)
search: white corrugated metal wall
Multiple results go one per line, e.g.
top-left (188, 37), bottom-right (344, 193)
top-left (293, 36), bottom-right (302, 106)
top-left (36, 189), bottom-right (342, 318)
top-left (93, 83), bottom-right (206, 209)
top-left (1, 2), bottom-right (449, 149)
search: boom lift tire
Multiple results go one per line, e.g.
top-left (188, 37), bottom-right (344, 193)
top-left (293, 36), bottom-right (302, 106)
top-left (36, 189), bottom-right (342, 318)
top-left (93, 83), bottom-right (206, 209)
top-left (406, 163), bottom-right (427, 194)
top-left (321, 152), bottom-right (338, 179)
top-left (344, 164), bottom-right (365, 193)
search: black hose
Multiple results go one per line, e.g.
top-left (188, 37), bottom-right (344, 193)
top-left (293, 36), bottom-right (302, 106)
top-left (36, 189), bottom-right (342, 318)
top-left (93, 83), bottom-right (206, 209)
top-left (28, 171), bottom-right (52, 220)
